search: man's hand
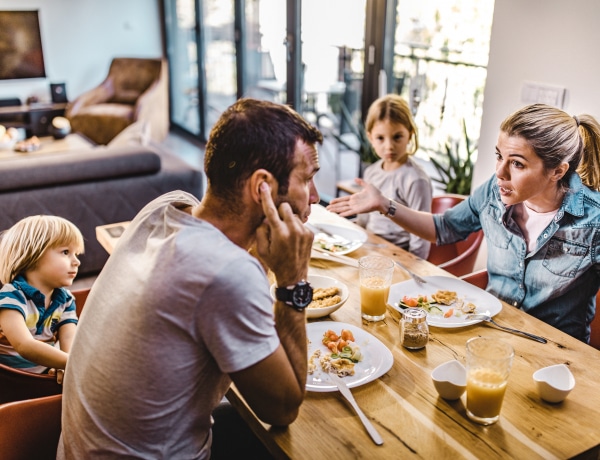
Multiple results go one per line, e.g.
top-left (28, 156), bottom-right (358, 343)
top-left (255, 182), bottom-right (313, 286)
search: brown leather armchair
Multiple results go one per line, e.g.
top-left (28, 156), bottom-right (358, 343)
top-left (66, 57), bottom-right (169, 145)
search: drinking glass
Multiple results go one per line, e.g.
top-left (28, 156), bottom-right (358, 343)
top-left (358, 255), bottom-right (394, 321)
top-left (465, 337), bottom-right (514, 425)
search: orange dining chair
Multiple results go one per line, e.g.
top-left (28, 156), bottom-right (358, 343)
top-left (0, 363), bottom-right (62, 404)
top-left (429, 194), bottom-right (484, 277)
top-left (461, 269), bottom-right (600, 351)
top-left (0, 394), bottom-right (62, 460)
top-left (72, 287), bottom-right (91, 317)
top-left (0, 287), bottom-right (89, 404)
top-left (460, 268), bottom-right (489, 290)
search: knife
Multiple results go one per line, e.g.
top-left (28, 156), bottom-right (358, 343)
top-left (328, 371), bottom-right (384, 445)
top-left (311, 247), bottom-right (359, 267)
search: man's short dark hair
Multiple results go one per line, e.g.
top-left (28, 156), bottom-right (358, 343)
top-left (204, 98), bottom-right (323, 200)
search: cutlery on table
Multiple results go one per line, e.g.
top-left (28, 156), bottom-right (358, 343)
top-left (311, 247), bottom-right (359, 267)
top-left (327, 371), bottom-right (384, 445)
top-left (465, 313), bottom-right (548, 343)
top-left (394, 261), bottom-right (427, 285)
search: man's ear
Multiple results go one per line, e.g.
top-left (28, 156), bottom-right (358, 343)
top-left (249, 169), bottom-right (275, 204)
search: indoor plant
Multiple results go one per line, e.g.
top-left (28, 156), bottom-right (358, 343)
top-left (429, 120), bottom-right (477, 196)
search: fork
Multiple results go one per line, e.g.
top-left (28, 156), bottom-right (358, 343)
top-left (394, 261), bottom-right (427, 285)
top-left (465, 313), bottom-right (548, 343)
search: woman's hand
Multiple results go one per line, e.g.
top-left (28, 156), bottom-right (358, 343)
top-left (327, 178), bottom-right (386, 217)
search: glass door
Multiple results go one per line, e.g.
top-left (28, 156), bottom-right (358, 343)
top-left (164, 0), bottom-right (202, 136)
top-left (300, 0), bottom-right (367, 126)
top-left (241, 0), bottom-right (288, 104)
top-left (202, 0), bottom-right (237, 136)
top-left (392, 0), bottom-right (495, 158)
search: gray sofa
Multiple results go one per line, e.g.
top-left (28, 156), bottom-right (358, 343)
top-left (0, 142), bottom-right (203, 276)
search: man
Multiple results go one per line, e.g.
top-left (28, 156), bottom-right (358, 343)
top-left (58, 98), bottom-right (323, 458)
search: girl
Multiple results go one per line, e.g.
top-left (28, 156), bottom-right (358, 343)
top-left (356, 94), bottom-right (433, 259)
top-left (0, 215), bottom-right (84, 374)
top-left (328, 104), bottom-right (600, 343)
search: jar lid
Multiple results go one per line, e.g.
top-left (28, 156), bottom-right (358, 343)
top-left (402, 308), bottom-right (427, 323)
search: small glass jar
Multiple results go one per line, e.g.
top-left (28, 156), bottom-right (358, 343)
top-left (399, 308), bottom-right (429, 350)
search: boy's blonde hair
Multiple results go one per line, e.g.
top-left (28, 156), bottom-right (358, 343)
top-left (0, 215), bottom-right (85, 284)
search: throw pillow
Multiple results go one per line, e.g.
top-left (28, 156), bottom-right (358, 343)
top-left (107, 121), bottom-right (151, 148)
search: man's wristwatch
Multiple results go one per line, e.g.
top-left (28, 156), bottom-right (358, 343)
top-left (275, 280), bottom-right (313, 312)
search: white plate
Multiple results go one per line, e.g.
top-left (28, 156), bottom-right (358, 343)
top-left (270, 275), bottom-right (349, 319)
top-left (310, 223), bottom-right (367, 255)
top-left (306, 321), bottom-right (394, 392)
top-left (388, 276), bottom-right (502, 328)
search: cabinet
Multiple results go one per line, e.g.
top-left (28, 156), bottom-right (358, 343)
top-left (0, 103), bottom-right (67, 137)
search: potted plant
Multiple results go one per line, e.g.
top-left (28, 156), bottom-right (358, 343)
top-left (429, 120), bottom-right (476, 196)
top-left (332, 102), bottom-right (378, 176)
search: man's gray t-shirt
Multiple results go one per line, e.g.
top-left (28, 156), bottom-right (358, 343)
top-left (58, 191), bottom-right (280, 459)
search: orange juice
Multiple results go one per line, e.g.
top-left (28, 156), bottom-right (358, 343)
top-left (466, 368), bottom-right (508, 419)
top-left (360, 276), bottom-right (390, 317)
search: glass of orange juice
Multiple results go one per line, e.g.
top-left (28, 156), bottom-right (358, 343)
top-left (465, 337), bottom-right (514, 425)
top-left (358, 255), bottom-right (394, 321)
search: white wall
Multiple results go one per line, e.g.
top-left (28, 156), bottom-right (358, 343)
top-left (0, 0), bottom-right (162, 104)
top-left (473, 0), bottom-right (600, 189)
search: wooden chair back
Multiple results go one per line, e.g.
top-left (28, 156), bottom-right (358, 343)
top-left (429, 194), bottom-right (483, 277)
top-left (72, 287), bottom-right (91, 317)
top-left (0, 288), bottom-right (89, 404)
top-left (0, 363), bottom-right (62, 404)
top-left (0, 394), bottom-right (62, 460)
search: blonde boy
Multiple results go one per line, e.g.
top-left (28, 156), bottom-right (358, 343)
top-left (0, 215), bottom-right (84, 375)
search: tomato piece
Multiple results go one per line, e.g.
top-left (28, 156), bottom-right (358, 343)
top-left (340, 329), bottom-right (355, 342)
top-left (402, 296), bottom-right (418, 308)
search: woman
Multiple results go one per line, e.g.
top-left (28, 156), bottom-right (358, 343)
top-left (328, 104), bottom-right (600, 343)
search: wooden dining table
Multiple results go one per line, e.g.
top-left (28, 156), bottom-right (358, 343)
top-left (225, 204), bottom-right (600, 460)
top-left (96, 204), bottom-right (600, 459)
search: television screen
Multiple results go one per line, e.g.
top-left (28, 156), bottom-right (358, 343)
top-left (0, 10), bottom-right (46, 80)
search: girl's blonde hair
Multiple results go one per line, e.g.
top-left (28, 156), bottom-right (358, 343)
top-left (365, 94), bottom-right (419, 155)
top-left (0, 216), bottom-right (84, 284)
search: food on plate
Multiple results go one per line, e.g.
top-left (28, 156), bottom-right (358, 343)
top-left (460, 302), bottom-right (477, 314)
top-left (313, 235), bottom-right (350, 253)
top-left (398, 289), bottom-right (478, 318)
top-left (320, 354), bottom-right (356, 377)
top-left (431, 290), bottom-right (457, 305)
top-left (308, 286), bottom-right (342, 309)
top-left (399, 295), bottom-right (430, 309)
top-left (308, 328), bottom-right (363, 378)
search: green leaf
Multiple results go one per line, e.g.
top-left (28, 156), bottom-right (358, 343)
top-left (427, 119), bottom-right (477, 196)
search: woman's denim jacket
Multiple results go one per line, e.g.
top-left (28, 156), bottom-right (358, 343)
top-left (433, 173), bottom-right (600, 343)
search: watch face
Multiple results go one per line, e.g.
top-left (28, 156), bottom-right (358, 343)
top-left (292, 282), bottom-right (313, 308)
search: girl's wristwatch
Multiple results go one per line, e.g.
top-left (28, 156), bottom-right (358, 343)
top-left (275, 280), bottom-right (313, 311)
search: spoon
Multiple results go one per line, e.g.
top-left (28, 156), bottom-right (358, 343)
top-left (465, 313), bottom-right (547, 343)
